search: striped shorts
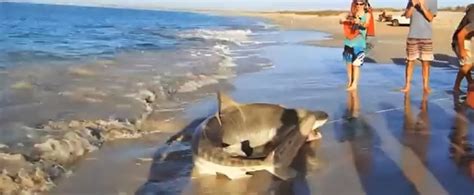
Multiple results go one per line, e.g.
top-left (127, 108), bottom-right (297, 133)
top-left (452, 40), bottom-right (473, 65)
top-left (406, 38), bottom-right (434, 61)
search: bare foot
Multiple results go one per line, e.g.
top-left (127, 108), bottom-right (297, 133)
top-left (400, 86), bottom-right (410, 92)
top-left (346, 85), bottom-right (357, 91)
top-left (423, 87), bottom-right (432, 94)
top-left (347, 82), bottom-right (352, 88)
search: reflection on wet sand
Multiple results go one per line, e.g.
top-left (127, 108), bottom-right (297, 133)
top-left (346, 90), bottom-right (360, 119)
top-left (342, 90), bottom-right (374, 175)
top-left (135, 90), bottom-right (474, 195)
top-left (136, 120), bottom-right (323, 195)
top-left (449, 93), bottom-right (474, 178)
top-left (336, 90), bottom-right (379, 192)
top-left (183, 141), bottom-right (321, 195)
top-left (187, 140), bottom-right (321, 194)
top-left (403, 93), bottom-right (431, 135)
top-left (400, 92), bottom-right (431, 189)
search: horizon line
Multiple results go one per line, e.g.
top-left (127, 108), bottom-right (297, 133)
top-left (1, 1), bottom-right (468, 13)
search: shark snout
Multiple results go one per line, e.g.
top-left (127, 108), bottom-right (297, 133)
top-left (311, 110), bottom-right (329, 130)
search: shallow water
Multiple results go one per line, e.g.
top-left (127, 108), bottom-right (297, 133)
top-left (0, 3), bottom-right (274, 146)
top-left (0, 2), bottom-right (268, 67)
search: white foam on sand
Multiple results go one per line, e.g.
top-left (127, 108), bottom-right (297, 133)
top-left (178, 29), bottom-right (254, 46)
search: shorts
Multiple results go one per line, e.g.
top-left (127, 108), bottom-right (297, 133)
top-left (343, 45), bottom-right (365, 67)
top-left (406, 38), bottom-right (434, 61)
top-left (452, 40), bottom-right (473, 65)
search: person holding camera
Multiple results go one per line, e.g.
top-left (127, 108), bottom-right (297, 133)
top-left (400, 0), bottom-right (437, 93)
top-left (341, 0), bottom-right (372, 91)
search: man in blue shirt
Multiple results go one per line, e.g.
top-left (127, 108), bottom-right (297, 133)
top-left (400, 0), bottom-right (437, 93)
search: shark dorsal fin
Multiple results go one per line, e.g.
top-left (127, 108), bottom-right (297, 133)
top-left (216, 91), bottom-right (248, 126)
top-left (216, 92), bottom-right (240, 125)
top-left (218, 92), bottom-right (239, 114)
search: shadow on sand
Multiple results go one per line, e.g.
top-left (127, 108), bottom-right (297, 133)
top-left (135, 118), bottom-right (206, 195)
top-left (380, 92), bottom-right (474, 194)
top-left (391, 53), bottom-right (459, 69)
top-left (449, 93), bottom-right (474, 180)
top-left (334, 90), bottom-right (419, 194)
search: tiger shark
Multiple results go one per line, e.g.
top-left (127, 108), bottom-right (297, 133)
top-left (190, 92), bottom-right (328, 180)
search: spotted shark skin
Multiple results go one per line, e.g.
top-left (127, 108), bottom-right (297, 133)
top-left (191, 92), bottom-right (329, 180)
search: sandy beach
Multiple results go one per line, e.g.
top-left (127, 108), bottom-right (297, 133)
top-left (244, 10), bottom-right (470, 65)
top-left (2, 4), bottom-right (474, 195)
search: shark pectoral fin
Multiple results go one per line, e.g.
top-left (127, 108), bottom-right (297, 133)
top-left (223, 171), bottom-right (251, 180)
top-left (266, 167), bottom-right (297, 181)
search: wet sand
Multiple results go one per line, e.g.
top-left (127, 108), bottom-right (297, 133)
top-left (131, 30), bottom-right (474, 194)
top-left (35, 14), bottom-right (474, 195)
top-left (50, 132), bottom-right (173, 194)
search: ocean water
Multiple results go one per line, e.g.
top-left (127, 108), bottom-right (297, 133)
top-left (0, 2), bottom-right (273, 68)
top-left (0, 2), bottom-right (280, 143)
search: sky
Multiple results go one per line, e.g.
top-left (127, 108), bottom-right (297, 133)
top-left (3, 0), bottom-right (472, 11)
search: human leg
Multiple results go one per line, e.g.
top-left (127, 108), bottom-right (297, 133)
top-left (452, 40), bottom-right (473, 93)
top-left (347, 48), bottom-right (364, 91)
top-left (421, 61), bottom-right (431, 93)
top-left (347, 66), bottom-right (360, 91)
top-left (347, 63), bottom-right (353, 88)
top-left (420, 39), bottom-right (434, 93)
top-left (401, 60), bottom-right (415, 92)
top-left (343, 46), bottom-right (355, 88)
top-left (401, 39), bottom-right (419, 92)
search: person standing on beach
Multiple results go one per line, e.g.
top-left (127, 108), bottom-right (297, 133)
top-left (400, 0), bottom-right (437, 93)
top-left (341, 0), bottom-right (371, 91)
top-left (452, 4), bottom-right (474, 94)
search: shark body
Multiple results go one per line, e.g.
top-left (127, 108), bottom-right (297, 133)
top-left (191, 93), bottom-right (328, 180)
